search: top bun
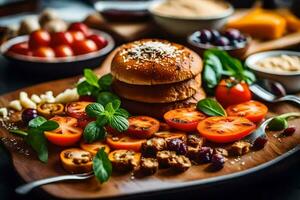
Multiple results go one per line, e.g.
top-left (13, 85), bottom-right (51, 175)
top-left (111, 39), bottom-right (203, 85)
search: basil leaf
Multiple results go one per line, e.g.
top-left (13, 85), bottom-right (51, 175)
top-left (26, 128), bottom-right (48, 163)
top-left (98, 74), bottom-right (113, 91)
top-left (9, 129), bottom-right (28, 136)
top-left (84, 121), bottom-right (106, 143)
top-left (86, 103), bottom-right (105, 118)
top-left (197, 98), bottom-right (226, 117)
top-left (115, 108), bottom-right (130, 118)
top-left (39, 120), bottom-right (59, 131)
top-left (203, 64), bottom-right (218, 89)
top-left (110, 115), bottom-right (129, 132)
top-left (105, 102), bottom-right (115, 114)
top-left (97, 92), bottom-right (120, 106)
top-left (84, 69), bottom-right (99, 88)
top-left (77, 81), bottom-right (97, 96)
top-left (96, 115), bottom-right (108, 126)
top-left (28, 116), bottom-right (47, 128)
top-left (112, 99), bottom-right (121, 110)
top-left (93, 148), bottom-right (112, 183)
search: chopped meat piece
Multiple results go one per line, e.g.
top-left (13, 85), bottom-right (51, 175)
top-left (142, 137), bottom-right (167, 157)
top-left (139, 158), bottom-right (159, 175)
top-left (213, 148), bottom-right (228, 157)
top-left (109, 150), bottom-right (140, 172)
top-left (168, 155), bottom-right (191, 172)
top-left (230, 141), bottom-right (251, 156)
top-left (187, 134), bottom-right (205, 148)
top-left (186, 146), bottom-right (200, 161)
top-left (156, 150), bottom-right (176, 168)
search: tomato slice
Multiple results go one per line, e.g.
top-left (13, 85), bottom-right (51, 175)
top-left (45, 116), bottom-right (83, 146)
top-left (106, 135), bottom-right (146, 152)
top-left (37, 103), bottom-right (64, 118)
top-left (65, 101), bottom-right (91, 119)
top-left (164, 108), bottom-right (206, 132)
top-left (226, 101), bottom-right (268, 123)
top-left (80, 140), bottom-right (110, 155)
top-left (154, 131), bottom-right (187, 141)
top-left (197, 116), bottom-right (256, 143)
top-left (125, 116), bottom-right (159, 138)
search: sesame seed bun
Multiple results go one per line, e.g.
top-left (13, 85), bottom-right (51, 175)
top-left (112, 74), bottom-right (201, 103)
top-left (121, 88), bottom-right (206, 118)
top-left (111, 39), bottom-right (203, 85)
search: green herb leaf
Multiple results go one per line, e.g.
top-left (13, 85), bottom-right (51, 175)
top-left (9, 129), bottom-right (28, 136)
top-left (86, 103), bottom-right (105, 118)
top-left (110, 115), bottom-right (129, 132)
top-left (28, 116), bottom-right (47, 128)
top-left (105, 102), bottom-right (115, 114)
top-left (39, 120), bottom-right (59, 131)
top-left (197, 98), bottom-right (226, 117)
top-left (268, 112), bottom-right (300, 131)
top-left (112, 99), bottom-right (121, 110)
top-left (26, 128), bottom-right (48, 163)
top-left (77, 81), bottom-right (98, 96)
top-left (97, 92), bottom-right (120, 106)
top-left (98, 74), bottom-right (113, 91)
top-left (203, 64), bottom-right (218, 89)
top-left (84, 121), bottom-right (106, 143)
top-left (93, 148), bottom-right (112, 183)
top-left (84, 69), bottom-right (99, 88)
top-left (115, 108), bottom-right (130, 118)
top-left (96, 115), bottom-right (108, 127)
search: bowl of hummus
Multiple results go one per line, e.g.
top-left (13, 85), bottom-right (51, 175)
top-left (149, 0), bottom-right (234, 36)
top-left (245, 51), bottom-right (300, 93)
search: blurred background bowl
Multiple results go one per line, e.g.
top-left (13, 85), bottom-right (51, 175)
top-left (0, 29), bottom-right (115, 78)
top-left (245, 50), bottom-right (300, 93)
top-left (149, 0), bottom-right (234, 37)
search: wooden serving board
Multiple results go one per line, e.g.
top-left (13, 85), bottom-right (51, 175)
top-left (1, 50), bottom-right (300, 199)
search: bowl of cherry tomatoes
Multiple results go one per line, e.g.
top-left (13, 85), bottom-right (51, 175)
top-left (0, 22), bottom-right (115, 77)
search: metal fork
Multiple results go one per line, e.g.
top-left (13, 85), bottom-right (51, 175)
top-left (244, 117), bottom-right (273, 144)
top-left (250, 84), bottom-right (300, 106)
top-left (15, 172), bottom-right (94, 195)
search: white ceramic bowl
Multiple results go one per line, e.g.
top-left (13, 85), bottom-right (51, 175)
top-left (149, 0), bottom-right (234, 37)
top-left (245, 51), bottom-right (300, 93)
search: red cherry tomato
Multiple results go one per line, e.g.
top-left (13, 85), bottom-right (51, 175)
top-left (87, 34), bottom-right (107, 49)
top-left (68, 22), bottom-right (90, 36)
top-left (226, 100), bottom-right (268, 123)
top-left (164, 108), bottom-right (206, 132)
top-left (65, 101), bottom-right (91, 119)
top-left (50, 32), bottom-right (73, 47)
top-left (54, 45), bottom-right (74, 57)
top-left (197, 116), bottom-right (256, 143)
top-left (32, 47), bottom-right (55, 58)
top-left (72, 40), bottom-right (98, 55)
top-left (7, 42), bottom-right (31, 56)
top-left (215, 79), bottom-right (252, 108)
top-left (125, 116), bottom-right (160, 139)
top-left (68, 31), bottom-right (85, 42)
top-left (28, 30), bottom-right (51, 49)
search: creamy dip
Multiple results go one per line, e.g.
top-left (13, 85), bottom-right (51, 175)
top-left (152, 0), bottom-right (230, 18)
top-left (255, 55), bottom-right (300, 72)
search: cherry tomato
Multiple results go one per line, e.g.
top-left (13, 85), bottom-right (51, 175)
top-left (7, 42), bottom-right (31, 56)
top-left (125, 116), bottom-right (160, 139)
top-left (197, 116), bottom-right (256, 143)
top-left (164, 108), bottom-right (206, 132)
top-left (72, 40), bottom-right (98, 55)
top-left (215, 79), bottom-right (252, 108)
top-left (106, 134), bottom-right (146, 152)
top-left (60, 148), bottom-right (93, 173)
top-left (54, 45), bottom-right (74, 57)
top-left (68, 22), bottom-right (90, 36)
top-left (45, 116), bottom-right (83, 146)
top-left (154, 131), bottom-right (187, 140)
top-left (65, 101), bottom-right (91, 119)
top-left (226, 100), bottom-right (268, 123)
top-left (68, 31), bottom-right (85, 42)
top-left (50, 32), bottom-right (74, 47)
top-left (80, 140), bottom-right (110, 155)
top-left (79, 95), bottom-right (96, 102)
top-left (32, 47), bottom-right (55, 58)
top-left (28, 30), bottom-right (51, 49)
top-left (87, 34), bottom-right (107, 49)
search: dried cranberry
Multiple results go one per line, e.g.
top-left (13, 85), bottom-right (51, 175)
top-left (198, 147), bottom-right (213, 163)
top-left (211, 154), bottom-right (225, 169)
top-left (253, 136), bottom-right (268, 150)
top-left (282, 126), bottom-right (296, 137)
top-left (167, 138), bottom-right (187, 155)
top-left (22, 109), bottom-right (38, 124)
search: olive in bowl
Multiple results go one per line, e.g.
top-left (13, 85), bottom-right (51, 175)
top-left (187, 29), bottom-right (250, 59)
top-left (0, 24), bottom-right (114, 78)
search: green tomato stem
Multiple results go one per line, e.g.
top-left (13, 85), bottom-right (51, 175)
top-left (279, 112), bottom-right (300, 120)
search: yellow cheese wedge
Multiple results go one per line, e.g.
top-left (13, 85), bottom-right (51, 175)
top-left (227, 9), bottom-right (286, 40)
